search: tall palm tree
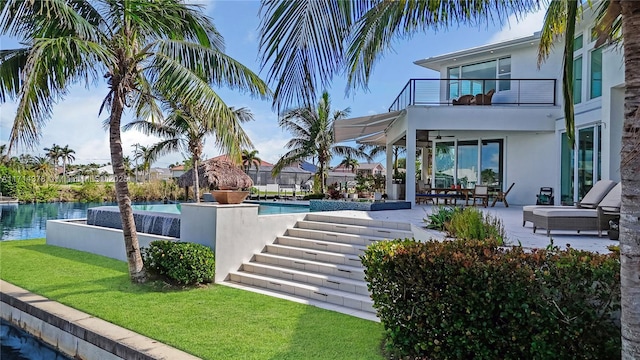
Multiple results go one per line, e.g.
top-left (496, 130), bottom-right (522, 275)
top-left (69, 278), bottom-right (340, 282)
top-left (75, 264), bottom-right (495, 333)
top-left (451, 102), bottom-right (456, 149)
top-left (59, 145), bottom-right (75, 184)
top-left (259, 1), bottom-right (640, 356)
top-left (1, 0), bottom-right (270, 282)
top-left (124, 104), bottom-right (254, 202)
top-left (132, 144), bottom-right (153, 182)
top-left (43, 143), bottom-right (62, 177)
top-left (242, 149), bottom-right (262, 181)
top-left (273, 91), bottom-right (367, 192)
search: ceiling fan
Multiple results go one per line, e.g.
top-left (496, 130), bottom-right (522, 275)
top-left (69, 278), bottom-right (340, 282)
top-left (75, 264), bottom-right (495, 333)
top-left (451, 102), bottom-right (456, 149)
top-left (430, 131), bottom-right (455, 140)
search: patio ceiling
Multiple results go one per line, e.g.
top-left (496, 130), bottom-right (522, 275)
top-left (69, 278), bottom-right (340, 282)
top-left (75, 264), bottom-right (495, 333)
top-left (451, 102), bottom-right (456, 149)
top-left (333, 110), bottom-right (404, 143)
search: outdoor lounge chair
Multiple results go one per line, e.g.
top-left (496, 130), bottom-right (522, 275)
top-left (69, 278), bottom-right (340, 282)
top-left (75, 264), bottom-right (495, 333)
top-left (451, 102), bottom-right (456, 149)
top-left (596, 183), bottom-right (621, 237)
top-left (531, 183), bottom-right (621, 237)
top-left (491, 182), bottom-right (514, 207)
top-left (522, 179), bottom-right (616, 226)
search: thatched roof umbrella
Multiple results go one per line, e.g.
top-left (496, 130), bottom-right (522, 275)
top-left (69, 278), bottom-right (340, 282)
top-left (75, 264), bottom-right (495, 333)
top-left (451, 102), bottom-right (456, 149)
top-left (178, 158), bottom-right (253, 191)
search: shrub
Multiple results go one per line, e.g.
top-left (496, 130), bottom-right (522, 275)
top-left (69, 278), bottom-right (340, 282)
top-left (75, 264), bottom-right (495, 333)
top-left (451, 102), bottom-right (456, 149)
top-left (361, 239), bottom-right (620, 360)
top-left (303, 193), bottom-right (325, 200)
top-left (446, 206), bottom-right (506, 244)
top-left (423, 206), bottom-right (461, 231)
top-left (142, 241), bottom-right (215, 286)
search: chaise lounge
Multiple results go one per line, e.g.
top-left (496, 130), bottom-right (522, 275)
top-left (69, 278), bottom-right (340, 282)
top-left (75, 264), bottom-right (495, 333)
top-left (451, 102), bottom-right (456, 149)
top-left (522, 179), bottom-right (616, 227)
top-left (531, 183), bottom-right (621, 237)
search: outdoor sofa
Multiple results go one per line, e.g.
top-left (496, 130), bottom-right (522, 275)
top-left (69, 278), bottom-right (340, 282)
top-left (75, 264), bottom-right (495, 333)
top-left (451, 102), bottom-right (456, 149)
top-left (522, 179), bottom-right (617, 227)
top-left (531, 183), bottom-right (621, 237)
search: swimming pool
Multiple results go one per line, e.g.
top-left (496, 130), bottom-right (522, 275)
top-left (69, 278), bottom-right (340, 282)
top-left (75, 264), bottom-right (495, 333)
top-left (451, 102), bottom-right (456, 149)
top-left (131, 202), bottom-right (311, 215)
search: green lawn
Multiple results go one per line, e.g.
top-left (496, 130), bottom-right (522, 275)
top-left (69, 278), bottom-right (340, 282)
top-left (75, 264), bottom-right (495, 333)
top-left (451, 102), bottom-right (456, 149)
top-left (0, 239), bottom-right (385, 359)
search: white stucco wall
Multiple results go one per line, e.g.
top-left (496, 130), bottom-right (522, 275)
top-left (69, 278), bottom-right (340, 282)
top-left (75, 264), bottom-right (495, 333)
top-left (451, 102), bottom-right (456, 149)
top-left (46, 220), bottom-right (173, 262)
top-left (179, 203), bottom-right (307, 283)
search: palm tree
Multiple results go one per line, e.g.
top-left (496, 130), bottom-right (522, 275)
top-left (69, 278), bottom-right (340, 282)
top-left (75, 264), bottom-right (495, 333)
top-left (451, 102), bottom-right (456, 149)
top-left (0, 144), bottom-right (8, 165)
top-left (339, 154), bottom-right (359, 173)
top-left (43, 143), bottom-right (62, 178)
top-left (132, 144), bottom-right (153, 183)
top-left (31, 155), bottom-right (53, 183)
top-left (1, 0), bottom-right (270, 282)
top-left (242, 149), bottom-right (262, 181)
top-left (59, 145), bottom-right (75, 184)
top-left (273, 91), bottom-right (367, 192)
top-left (259, 1), bottom-right (640, 355)
top-left (124, 104), bottom-right (254, 202)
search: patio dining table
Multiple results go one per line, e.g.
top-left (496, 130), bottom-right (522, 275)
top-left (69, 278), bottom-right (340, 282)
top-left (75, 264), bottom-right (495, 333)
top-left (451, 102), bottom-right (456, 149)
top-left (416, 188), bottom-right (475, 206)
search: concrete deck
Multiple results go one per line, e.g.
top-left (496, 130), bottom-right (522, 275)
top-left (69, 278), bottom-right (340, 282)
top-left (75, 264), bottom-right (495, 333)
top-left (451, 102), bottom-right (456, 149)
top-left (325, 204), bottom-right (618, 254)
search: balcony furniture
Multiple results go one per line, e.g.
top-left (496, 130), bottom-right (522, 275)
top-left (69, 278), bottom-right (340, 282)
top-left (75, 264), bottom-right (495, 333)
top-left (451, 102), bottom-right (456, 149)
top-left (471, 185), bottom-right (489, 207)
top-left (491, 182), bottom-right (515, 207)
top-left (452, 94), bottom-right (475, 105)
top-left (522, 179), bottom-right (616, 227)
top-left (474, 89), bottom-right (496, 105)
top-left (530, 183), bottom-right (620, 237)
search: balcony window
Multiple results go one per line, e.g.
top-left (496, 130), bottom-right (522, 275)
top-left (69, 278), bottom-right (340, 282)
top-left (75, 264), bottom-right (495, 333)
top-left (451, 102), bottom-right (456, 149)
top-left (574, 35), bottom-right (583, 51)
top-left (573, 56), bottom-right (582, 104)
top-left (447, 56), bottom-right (510, 98)
top-left (590, 47), bottom-right (602, 99)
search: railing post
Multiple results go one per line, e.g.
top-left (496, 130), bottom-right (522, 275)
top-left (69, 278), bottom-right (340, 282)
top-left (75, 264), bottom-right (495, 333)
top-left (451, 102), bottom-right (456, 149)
top-left (553, 79), bottom-right (557, 105)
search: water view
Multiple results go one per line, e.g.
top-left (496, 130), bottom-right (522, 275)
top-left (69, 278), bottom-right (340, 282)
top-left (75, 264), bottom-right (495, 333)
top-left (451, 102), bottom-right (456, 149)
top-left (1, 201), bottom-right (311, 241)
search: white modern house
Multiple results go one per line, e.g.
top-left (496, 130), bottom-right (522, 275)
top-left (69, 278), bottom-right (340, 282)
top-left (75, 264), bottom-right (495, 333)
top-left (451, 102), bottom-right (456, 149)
top-left (335, 10), bottom-right (624, 206)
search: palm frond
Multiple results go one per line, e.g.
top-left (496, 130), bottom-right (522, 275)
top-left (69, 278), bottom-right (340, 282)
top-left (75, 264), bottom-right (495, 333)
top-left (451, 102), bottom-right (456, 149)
top-left (155, 39), bottom-right (271, 99)
top-left (561, 0), bottom-right (578, 145)
top-left (0, 48), bottom-right (27, 102)
top-left (594, 0), bottom-right (622, 48)
top-left (537, 0), bottom-right (568, 67)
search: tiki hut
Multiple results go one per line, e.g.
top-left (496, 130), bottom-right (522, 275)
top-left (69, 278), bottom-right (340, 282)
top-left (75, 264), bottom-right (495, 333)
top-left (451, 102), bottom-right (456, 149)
top-left (177, 158), bottom-right (253, 198)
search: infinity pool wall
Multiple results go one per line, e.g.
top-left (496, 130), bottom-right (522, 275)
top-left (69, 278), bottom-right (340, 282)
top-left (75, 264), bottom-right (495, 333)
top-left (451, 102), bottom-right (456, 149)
top-left (87, 206), bottom-right (180, 238)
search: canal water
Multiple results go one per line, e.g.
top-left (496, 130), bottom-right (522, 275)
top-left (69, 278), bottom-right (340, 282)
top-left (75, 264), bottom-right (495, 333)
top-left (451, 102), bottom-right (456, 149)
top-left (0, 319), bottom-right (72, 360)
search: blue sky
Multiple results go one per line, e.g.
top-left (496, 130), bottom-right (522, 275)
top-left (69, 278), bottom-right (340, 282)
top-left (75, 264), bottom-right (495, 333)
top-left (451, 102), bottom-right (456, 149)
top-left (0, 1), bottom-right (546, 168)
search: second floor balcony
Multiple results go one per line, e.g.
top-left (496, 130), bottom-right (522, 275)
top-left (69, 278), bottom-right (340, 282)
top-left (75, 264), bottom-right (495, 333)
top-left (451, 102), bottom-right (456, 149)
top-left (388, 78), bottom-right (558, 112)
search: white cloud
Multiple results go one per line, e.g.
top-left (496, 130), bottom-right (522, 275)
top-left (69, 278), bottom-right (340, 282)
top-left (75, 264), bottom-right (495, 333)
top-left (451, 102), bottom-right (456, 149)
top-left (487, 8), bottom-right (547, 44)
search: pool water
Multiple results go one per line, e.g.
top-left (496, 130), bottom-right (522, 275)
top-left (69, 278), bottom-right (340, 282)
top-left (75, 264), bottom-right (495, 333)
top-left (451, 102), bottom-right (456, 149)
top-left (1, 319), bottom-right (72, 360)
top-left (1, 201), bottom-right (310, 241)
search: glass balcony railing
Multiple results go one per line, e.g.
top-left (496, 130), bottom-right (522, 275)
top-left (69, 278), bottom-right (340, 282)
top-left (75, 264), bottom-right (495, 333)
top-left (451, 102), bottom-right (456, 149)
top-left (388, 78), bottom-right (557, 112)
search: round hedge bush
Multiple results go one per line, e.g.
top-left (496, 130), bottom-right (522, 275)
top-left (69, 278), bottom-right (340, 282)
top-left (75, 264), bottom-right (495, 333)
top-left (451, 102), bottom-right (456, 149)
top-left (142, 240), bottom-right (215, 285)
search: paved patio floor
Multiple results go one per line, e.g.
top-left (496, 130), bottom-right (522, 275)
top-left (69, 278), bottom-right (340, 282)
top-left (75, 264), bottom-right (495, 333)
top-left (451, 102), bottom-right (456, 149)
top-left (326, 204), bottom-right (618, 254)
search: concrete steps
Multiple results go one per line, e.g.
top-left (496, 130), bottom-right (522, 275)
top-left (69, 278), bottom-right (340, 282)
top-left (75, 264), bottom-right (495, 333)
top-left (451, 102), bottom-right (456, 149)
top-left (223, 214), bottom-right (413, 320)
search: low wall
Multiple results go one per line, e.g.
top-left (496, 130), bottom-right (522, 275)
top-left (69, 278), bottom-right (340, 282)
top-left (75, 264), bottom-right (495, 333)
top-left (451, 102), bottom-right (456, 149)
top-left (0, 280), bottom-right (198, 360)
top-left (87, 206), bottom-right (180, 238)
top-left (46, 220), bottom-right (176, 262)
top-left (179, 203), bottom-right (307, 282)
top-left (310, 200), bottom-right (412, 212)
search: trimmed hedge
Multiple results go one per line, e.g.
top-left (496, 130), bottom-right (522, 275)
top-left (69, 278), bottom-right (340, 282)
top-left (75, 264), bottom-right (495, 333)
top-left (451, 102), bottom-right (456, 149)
top-left (361, 239), bottom-right (620, 359)
top-left (142, 240), bottom-right (215, 286)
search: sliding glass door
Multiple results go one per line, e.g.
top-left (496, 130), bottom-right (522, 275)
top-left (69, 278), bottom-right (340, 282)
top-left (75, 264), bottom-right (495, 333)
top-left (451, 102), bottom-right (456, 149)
top-left (432, 139), bottom-right (503, 189)
top-left (561, 125), bottom-right (602, 204)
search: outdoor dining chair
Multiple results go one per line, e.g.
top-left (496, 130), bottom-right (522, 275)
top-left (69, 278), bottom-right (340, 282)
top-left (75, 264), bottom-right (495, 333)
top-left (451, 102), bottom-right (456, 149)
top-left (472, 185), bottom-right (489, 207)
top-left (491, 182), bottom-right (515, 207)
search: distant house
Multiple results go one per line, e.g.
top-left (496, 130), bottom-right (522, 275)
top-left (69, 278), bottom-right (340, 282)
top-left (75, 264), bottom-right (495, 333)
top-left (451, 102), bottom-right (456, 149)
top-left (332, 162), bottom-right (385, 177)
top-left (170, 165), bottom-right (186, 178)
top-left (149, 167), bottom-right (172, 181)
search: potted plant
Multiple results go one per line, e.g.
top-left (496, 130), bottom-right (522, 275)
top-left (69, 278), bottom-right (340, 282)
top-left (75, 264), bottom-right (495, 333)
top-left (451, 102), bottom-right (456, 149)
top-left (608, 219), bottom-right (619, 240)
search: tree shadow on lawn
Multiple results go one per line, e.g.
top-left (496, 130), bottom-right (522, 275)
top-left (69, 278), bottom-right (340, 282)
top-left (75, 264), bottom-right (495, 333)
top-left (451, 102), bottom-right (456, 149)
top-left (15, 242), bottom-right (129, 272)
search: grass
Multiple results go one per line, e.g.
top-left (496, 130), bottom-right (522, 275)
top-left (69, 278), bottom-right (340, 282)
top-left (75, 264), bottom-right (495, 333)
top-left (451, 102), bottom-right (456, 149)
top-left (0, 239), bottom-right (385, 359)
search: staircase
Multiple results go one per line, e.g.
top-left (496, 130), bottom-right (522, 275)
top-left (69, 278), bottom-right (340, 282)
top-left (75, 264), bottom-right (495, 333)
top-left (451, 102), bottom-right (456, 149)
top-left (224, 213), bottom-right (413, 321)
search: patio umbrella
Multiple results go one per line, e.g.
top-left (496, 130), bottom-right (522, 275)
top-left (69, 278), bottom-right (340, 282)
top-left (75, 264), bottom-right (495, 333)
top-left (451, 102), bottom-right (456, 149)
top-left (177, 158), bottom-right (253, 190)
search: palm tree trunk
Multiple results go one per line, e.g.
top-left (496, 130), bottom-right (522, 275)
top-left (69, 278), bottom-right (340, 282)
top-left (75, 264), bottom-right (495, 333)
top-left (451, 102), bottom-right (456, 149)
top-left (109, 89), bottom-right (145, 283)
top-left (62, 158), bottom-right (67, 184)
top-left (620, 4), bottom-right (640, 357)
top-left (193, 157), bottom-right (200, 203)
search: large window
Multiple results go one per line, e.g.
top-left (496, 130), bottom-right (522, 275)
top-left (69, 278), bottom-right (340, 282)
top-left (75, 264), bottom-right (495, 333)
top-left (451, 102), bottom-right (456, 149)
top-left (432, 139), bottom-right (503, 189)
top-left (560, 133), bottom-right (574, 205)
top-left (447, 56), bottom-right (511, 99)
top-left (590, 47), bottom-right (603, 99)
